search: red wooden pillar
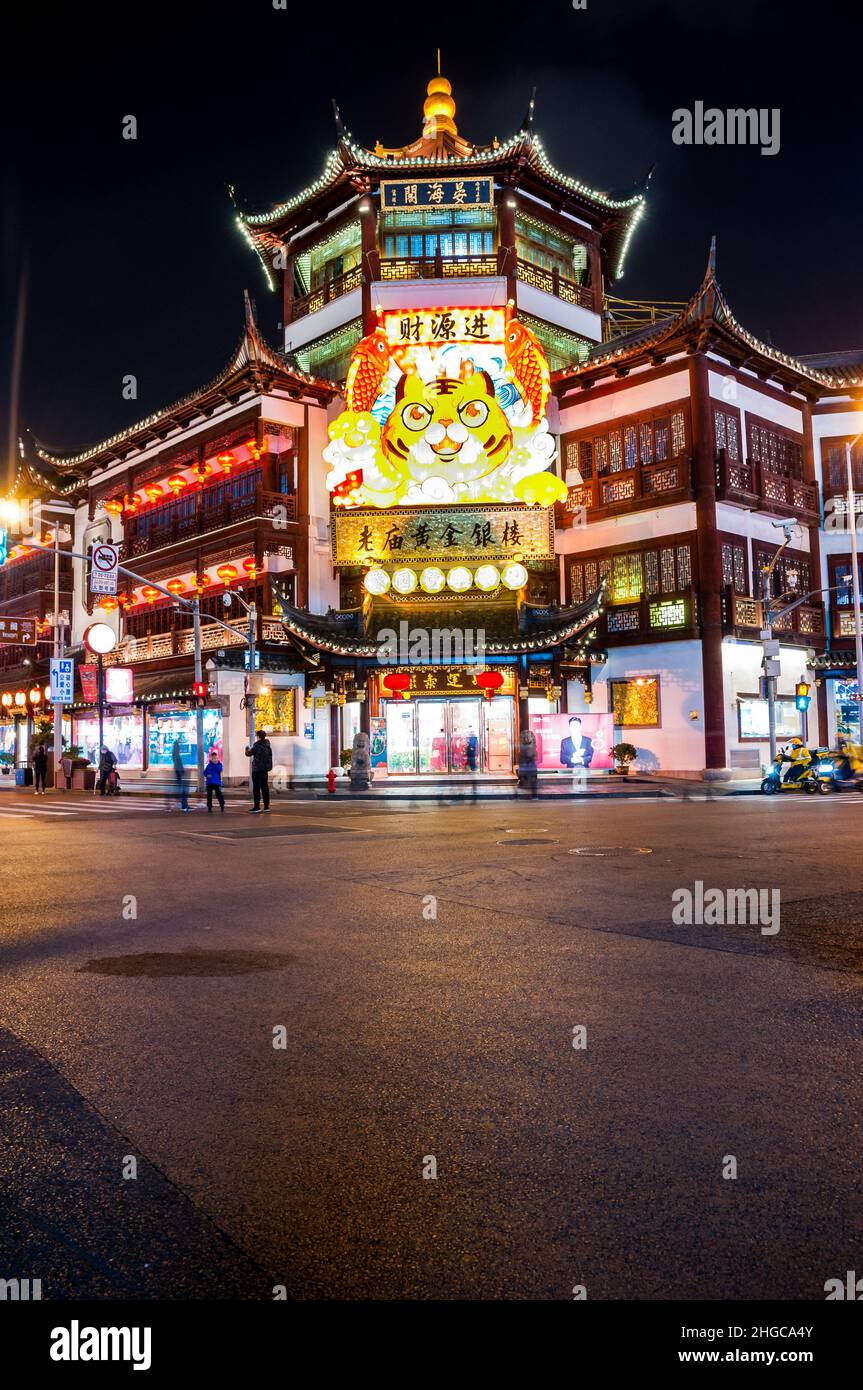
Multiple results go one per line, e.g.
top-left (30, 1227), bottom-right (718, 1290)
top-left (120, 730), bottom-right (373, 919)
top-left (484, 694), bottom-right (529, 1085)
top-left (360, 197), bottom-right (379, 335)
top-left (689, 354), bottom-right (727, 771)
top-left (329, 702), bottom-right (340, 769)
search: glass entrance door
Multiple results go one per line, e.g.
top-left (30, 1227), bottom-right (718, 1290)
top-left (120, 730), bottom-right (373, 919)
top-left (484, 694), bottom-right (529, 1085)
top-left (383, 696), bottom-right (515, 774)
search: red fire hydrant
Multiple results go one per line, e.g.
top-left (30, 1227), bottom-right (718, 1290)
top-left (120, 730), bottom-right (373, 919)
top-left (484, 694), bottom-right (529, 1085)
top-left (326, 768), bottom-right (336, 795)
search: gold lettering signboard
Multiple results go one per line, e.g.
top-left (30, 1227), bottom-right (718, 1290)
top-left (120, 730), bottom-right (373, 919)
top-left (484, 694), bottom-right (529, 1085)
top-left (254, 689), bottom-right (298, 735)
top-left (332, 505), bottom-right (554, 567)
top-left (375, 666), bottom-right (517, 697)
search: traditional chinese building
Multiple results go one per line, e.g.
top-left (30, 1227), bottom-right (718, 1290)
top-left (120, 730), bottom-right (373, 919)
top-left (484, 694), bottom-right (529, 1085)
top-left (3, 69), bottom-right (862, 783)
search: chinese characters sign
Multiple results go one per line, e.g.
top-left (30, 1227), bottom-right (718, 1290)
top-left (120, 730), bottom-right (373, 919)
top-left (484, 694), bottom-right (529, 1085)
top-left (376, 666), bottom-right (516, 698)
top-left (332, 506), bottom-right (554, 566)
top-left (381, 178), bottom-right (493, 211)
top-left (382, 308), bottom-right (506, 348)
top-left (0, 617), bottom-right (37, 646)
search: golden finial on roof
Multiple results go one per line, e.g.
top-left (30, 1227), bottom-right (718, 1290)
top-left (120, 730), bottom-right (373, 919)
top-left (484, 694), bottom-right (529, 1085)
top-left (423, 55), bottom-right (458, 139)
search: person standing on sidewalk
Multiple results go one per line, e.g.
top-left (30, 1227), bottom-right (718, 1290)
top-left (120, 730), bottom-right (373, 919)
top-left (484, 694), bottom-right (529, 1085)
top-left (32, 742), bottom-right (48, 795)
top-left (205, 748), bottom-right (225, 813)
top-left (98, 745), bottom-right (117, 796)
top-left (172, 736), bottom-right (190, 812)
top-left (245, 729), bottom-right (272, 813)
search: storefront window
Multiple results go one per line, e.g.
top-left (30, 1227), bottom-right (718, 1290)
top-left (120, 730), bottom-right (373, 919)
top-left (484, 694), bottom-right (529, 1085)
top-left (737, 697), bottom-right (799, 742)
top-left (835, 680), bottom-right (861, 741)
top-left (148, 709), bottom-right (223, 767)
top-left (74, 714), bottom-right (144, 768)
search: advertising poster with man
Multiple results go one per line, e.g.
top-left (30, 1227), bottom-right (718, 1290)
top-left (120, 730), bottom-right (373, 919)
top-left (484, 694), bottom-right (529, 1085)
top-left (529, 712), bottom-right (615, 772)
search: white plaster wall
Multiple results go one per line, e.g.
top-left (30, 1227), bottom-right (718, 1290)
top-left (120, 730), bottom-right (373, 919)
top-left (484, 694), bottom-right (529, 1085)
top-left (283, 288), bottom-right (362, 354)
top-left (558, 368), bottom-right (690, 434)
top-left (707, 366), bottom-right (805, 432)
top-left (514, 281), bottom-right (602, 344)
top-left (569, 639), bottom-right (706, 772)
top-left (211, 669), bottom-right (332, 781)
top-left (557, 501), bottom-right (697, 558)
top-left (721, 639), bottom-right (818, 767)
top-left (305, 403), bottom-right (340, 615)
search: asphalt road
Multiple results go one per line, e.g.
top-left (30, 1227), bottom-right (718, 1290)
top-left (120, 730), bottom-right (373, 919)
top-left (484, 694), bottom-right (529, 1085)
top-left (0, 789), bottom-right (861, 1300)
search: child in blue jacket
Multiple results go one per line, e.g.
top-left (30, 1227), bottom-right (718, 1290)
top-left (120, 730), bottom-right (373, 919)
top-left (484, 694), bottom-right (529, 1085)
top-left (205, 748), bottom-right (225, 812)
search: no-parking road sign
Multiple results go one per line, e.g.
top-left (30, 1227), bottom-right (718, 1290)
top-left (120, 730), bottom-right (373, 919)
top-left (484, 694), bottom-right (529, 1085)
top-left (90, 542), bottom-right (119, 595)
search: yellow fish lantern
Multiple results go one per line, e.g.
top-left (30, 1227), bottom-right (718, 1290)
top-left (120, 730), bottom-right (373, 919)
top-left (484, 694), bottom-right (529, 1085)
top-left (505, 318), bottom-right (550, 425)
top-left (344, 328), bottom-right (391, 413)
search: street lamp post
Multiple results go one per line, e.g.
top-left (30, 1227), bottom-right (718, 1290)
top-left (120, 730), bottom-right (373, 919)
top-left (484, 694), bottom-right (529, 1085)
top-left (760, 523), bottom-right (796, 763)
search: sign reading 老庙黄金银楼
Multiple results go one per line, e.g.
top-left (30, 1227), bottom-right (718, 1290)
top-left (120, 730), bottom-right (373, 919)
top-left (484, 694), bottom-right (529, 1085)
top-left (380, 177), bottom-right (493, 212)
top-left (0, 616), bottom-right (37, 645)
top-left (331, 506), bottom-right (554, 567)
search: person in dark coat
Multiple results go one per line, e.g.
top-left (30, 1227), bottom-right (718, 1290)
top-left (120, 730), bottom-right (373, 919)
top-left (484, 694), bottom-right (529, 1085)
top-left (98, 746), bottom-right (117, 796)
top-left (32, 742), bottom-right (48, 794)
top-left (245, 729), bottom-right (273, 812)
top-left (172, 736), bottom-right (190, 811)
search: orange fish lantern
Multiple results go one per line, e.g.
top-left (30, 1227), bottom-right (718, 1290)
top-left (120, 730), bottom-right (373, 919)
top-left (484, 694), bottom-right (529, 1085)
top-left (217, 451), bottom-right (236, 475)
top-left (166, 578), bottom-right (186, 596)
top-left (344, 328), bottom-right (390, 413)
top-left (505, 317), bottom-right (550, 424)
top-left (167, 474), bottom-right (187, 494)
top-left (217, 563), bottom-right (238, 586)
top-left (144, 484), bottom-right (163, 504)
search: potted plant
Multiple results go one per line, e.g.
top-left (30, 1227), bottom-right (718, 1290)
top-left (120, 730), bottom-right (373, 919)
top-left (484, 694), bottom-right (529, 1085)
top-left (611, 742), bottom-right (638, 776)
top-left (0, 750), bottom-right (13, 776)
top-left (339, 748), bottom-right (353, 775)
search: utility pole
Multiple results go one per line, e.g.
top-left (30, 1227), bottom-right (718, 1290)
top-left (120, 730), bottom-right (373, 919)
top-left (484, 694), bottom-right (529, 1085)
top-left (846, 436), bottom-right (863, 732)
top-left (51, 519), bottom-right (63, 791)
top-left (760, 523), bottom-right (796, 763)
top-left (192, 595), bottom-right (205, 795)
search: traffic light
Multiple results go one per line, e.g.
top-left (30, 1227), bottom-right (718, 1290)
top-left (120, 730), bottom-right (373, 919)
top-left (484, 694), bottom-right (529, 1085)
top-left (795, 681), bottom-right (811, 712)
top-left (192, 681), bottom-right (208, 705)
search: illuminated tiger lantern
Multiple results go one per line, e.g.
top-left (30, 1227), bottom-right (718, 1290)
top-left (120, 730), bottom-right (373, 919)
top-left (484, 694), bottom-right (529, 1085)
top-left (324, 315), bottom-right (566, 508)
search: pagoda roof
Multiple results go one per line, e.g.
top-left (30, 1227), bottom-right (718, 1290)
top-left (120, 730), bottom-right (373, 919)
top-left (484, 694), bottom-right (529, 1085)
top-left (28, 296), bottom-right (336, 480)
top-left (268, 584), bottom-right (605, 659)
top-left (237, 75), bottom-right (648, 281)
top-left (555, 242), bottom-right (863, 398)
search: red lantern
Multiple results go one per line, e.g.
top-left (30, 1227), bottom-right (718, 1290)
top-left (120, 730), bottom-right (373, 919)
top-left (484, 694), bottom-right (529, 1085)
top-left (141, 586), bottom-right (160, 605)
top-left (383, 672), bottom-right (412, 701)
top-left (98, 596), bottom-right (119, 613)
top-left (103, 498), bottom-right (124, 515)
top-left (242, 557), bottom-right (259, 581)
top-left (29, 687), bottom-right (42, 705)
top-left (217, 563), bottom-right (238, 586)
top-left (166, 578), bottom-right (186, 596)
top-left (167, 474), bottom-right (187, 494)
top-left (123, 494), bottom-right (140, 514)
top-left (476, 670), bottom-right (505, 701)
top-left (217, 452), bottom-right (236, 474)
top-left (144, 484), bottom-right (163, 503)
top-left (193, 572), bottom-right (212, 594)
top-left (194, 461), bottom-right (213, 482)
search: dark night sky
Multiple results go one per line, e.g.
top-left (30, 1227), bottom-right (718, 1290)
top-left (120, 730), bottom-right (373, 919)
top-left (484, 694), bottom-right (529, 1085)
top-left (2, 0), bottom-right (861, 472)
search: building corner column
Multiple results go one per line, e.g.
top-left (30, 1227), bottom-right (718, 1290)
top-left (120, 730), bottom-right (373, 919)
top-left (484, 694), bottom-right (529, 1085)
top-left (688, 354), bottom-right (727, 772)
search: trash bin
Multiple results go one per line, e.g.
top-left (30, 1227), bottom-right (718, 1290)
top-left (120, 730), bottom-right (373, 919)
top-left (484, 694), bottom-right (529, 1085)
top-left (15, 767), bottom-right (33, 787)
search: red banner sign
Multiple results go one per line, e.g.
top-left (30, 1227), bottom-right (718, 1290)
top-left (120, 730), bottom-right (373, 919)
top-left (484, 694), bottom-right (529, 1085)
top-left (0, 617), bottom-right (36, 646)
top-left (79, 664), bottom-right (99, 703)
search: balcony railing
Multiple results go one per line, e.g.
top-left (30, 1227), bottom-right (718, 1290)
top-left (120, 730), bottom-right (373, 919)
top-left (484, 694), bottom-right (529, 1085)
top-left (288, 266), bottom-right (363, 323)
top-left (515, 258), bottom-right (595, 311)
top-left (557, 457), bottom-right (693, 527)
top-left (832, 604), bottom-right (863, 640)
top-left (105, 615), bottom-right (288, 666)
top-left (721, 586), bottom-right (825, 643)
top-left (0, 555), bottom-right (73, 604)
top-left (378, 253), bottom-right (499, 283)
top-left (601, 587), bottom-right (698, 643)
top-left (125, 486), bottom-right (295, 558)
top-left (715, 450), bottom-right (819, 522)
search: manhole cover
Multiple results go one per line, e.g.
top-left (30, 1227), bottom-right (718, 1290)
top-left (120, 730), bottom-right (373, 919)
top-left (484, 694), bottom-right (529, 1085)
top-left (497, 837), bottom-right (559, 845)
top-left (77, 950), bottom-right (294, 978)
top-left (568, 846), bottom-right (653, 857)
